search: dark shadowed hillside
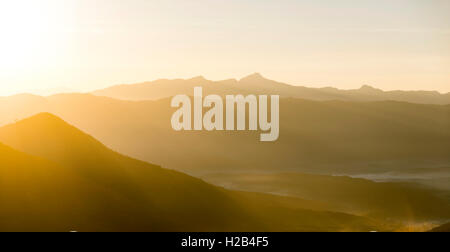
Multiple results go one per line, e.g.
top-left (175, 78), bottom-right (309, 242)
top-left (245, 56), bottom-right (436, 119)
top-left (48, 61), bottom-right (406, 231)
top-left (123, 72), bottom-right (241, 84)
top-left (92, 74), bottom-right (450, 105)
top-left (0, 143), bottom-right (94, 231)
top-left (0, 114), bottom-right (382, 232)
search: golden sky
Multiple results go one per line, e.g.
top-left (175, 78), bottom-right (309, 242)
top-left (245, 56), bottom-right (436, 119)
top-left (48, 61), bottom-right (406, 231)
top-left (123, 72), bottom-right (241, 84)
top-left (0, 0), bottom-right (449, 96)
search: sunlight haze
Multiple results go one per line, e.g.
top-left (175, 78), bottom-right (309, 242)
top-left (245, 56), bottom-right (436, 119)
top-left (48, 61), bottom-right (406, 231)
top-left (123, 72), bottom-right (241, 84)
top-left (0, 0), bottom-right (449, 96)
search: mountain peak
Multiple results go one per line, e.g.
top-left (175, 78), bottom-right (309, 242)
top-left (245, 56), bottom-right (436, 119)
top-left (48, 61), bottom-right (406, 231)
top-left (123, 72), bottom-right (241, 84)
top-left (0, 112), bottom-right (115, 169)
top-left (20, 112), bottom-right (67, 125)
top-left (0, 113), bottom-right (95, 151)
top-left (241, 73), bottom-right (266, 81)
top-left (359, 85), bottom-right (382, 92)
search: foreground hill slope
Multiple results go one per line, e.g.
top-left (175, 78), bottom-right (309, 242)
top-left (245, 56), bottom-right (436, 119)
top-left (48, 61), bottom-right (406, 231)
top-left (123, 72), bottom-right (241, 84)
top-left (0, 114), bottom-right (379, 231)
top-left (0, 143), bottom-right (92, 231)
top-left (92, 74), bottom-right (450, 105)
top-left (1, 94), bottom-right (449, 174)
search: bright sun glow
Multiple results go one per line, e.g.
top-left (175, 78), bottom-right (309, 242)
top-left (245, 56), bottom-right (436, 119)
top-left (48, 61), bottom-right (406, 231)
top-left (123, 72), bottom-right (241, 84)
top-left (0, 0), bottom-right (62, 69)
top-left (0, 0), bottom-right (449, 96)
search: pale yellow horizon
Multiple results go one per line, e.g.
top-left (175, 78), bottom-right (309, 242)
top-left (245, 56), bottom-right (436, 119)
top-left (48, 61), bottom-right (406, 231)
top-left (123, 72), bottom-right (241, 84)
top-left (1, 0), bottom-right (449, 96)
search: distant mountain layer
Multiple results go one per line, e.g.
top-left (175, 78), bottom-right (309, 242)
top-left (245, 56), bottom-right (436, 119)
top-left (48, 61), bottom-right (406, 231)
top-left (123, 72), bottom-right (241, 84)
top-left (92, 73), bottom-right (450, 105)
top-left (1, 94), bottom-right (449, 174)
top-left (0, 113), bottom-right (380, 232)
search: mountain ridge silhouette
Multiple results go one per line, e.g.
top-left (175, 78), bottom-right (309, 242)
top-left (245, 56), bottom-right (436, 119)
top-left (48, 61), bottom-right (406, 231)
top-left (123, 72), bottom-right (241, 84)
top-left (91, 73), bottom-right (450, 104)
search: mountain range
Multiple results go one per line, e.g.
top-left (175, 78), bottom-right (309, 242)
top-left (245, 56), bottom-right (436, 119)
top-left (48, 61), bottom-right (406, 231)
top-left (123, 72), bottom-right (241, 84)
top-left (1, 93), bottom-right (449, 175)
top-left (92, 73), bottom-right (450, 105)
top-left (1, 75), bottom-right (449, 231)
top-left (0, 113), bottom-right (382, 232)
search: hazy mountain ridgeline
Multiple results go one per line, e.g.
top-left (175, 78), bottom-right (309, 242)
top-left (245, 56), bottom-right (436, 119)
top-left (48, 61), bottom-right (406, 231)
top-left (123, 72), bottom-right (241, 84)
top-left (1, 94), bottom-right (449, 175)
top-left (0, 113), bottom-right (382, 232)
top-left (92, 73), bottom-right (450, 105)
top-left (202, 173), bottom-right (450, 222)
